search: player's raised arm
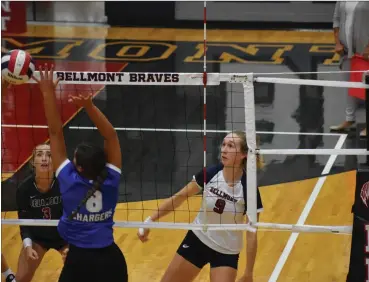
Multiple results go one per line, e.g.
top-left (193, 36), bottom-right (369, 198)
top-left (68, 94), bottom-right (121, 170)
top-left (34, 64), bottom-right (67, 170)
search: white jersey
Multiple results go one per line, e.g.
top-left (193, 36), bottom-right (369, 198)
top-left (192, 164), bottom-right (263, 255)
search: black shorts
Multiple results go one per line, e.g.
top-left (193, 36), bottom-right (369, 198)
top-left (177, 230), bottom-right (239, 270)
top-left (58, 242), bottom-right (128, 282)
top-left (33, 238), bottom-right (67, 252)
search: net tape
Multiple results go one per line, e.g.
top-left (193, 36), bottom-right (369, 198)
top-left (28, 71), bottom-right (369, 88)
top-left (3, 70), bottom-right (368, 234)
top-left (0, 219), bottom-right (353, 234)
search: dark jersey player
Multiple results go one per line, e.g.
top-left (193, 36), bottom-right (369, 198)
top-left (16, 143), bottom-right (68, 282)
top-left (1, 79), bottom-right (16, 282)
top-left (346, 171), bottom-right (369, 282)
top-left (34, 65), bottom-right (127, 282)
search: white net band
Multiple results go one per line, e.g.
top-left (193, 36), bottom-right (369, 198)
top-left (28, 71), bottom-right (369, 88)
top-left (1, 219), bottom-right (352, 234)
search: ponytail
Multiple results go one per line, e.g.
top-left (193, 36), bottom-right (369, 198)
top-left (68, 169), bottom-right (108, 220)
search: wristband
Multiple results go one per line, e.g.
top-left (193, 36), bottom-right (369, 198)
top-left (138, 216), bottom-right (153, 236)
top-left (23, 238), bottom-right (32, 248)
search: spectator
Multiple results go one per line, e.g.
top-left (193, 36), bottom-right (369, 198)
top-left (329, 1), bottom-right (369, 137)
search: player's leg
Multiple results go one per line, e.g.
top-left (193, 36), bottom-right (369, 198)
top-left (59, 243), bottom-right (128, 282)
top-left (161, 231), bottom-right (208, 282)
top-left (1, 254), bottom-right (16, 282)
top-left (161, 253), bottom-right (202, 282)
top-left (210, 267), bottom-right (237, 282)
top-left (53, 241), bottom-right (69, 264)
top-left (16, 242), bottom-right (47, 282)
top-left (58, 244), bottom-right (84, 282)
top-left (209, 251), bottom-right (239, 282)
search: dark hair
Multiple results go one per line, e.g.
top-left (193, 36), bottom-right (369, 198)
top-left (74, 142), bottom-right (106, 180)
top-left (68, 142), bottom-right (107, 220)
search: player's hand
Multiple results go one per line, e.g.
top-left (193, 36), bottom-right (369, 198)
top-left (335, 42), bottom-right (345, 55)
top-left (25, 246), bottom-right (39, 260)
top-left (137, 228), bottom-right (150, 243)
top-left (33, 64), bottom-right (60, 95)
top-left (68, 94), bottom-right (93, 109)
top-left (61, 247), bottom-right (69, 263)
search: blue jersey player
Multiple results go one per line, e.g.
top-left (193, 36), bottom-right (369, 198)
top-left (34, 65), bottom-right (127, 282)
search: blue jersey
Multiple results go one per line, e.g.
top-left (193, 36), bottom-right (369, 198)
top-left (56, 159), bottom-right (121, 248)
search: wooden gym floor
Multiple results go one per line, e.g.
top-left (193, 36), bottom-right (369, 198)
top-left (1, 24), bottom-right (361, 281)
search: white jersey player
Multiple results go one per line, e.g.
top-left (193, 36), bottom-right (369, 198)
top-left (138, 131), bottom-right (264, 282)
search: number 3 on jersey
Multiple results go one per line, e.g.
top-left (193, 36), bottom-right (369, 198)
top-left (213, 199), bottom-right (226, 214)
top-left (42, 207), bottom-right (51, 219)
top-left (86, 190), bottom-right (103, 212)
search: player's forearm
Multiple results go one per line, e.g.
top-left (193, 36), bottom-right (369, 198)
top-left (84, 104), bottom-right (117, 140)
top-left (150, 195), bottom-right (186, 222)
top-left (42, 90), bottom-right (63, 135)
top-left (18, 210), bottom-right (33, 244)
top-left (19, 226), bottom-right (32, 247)
top-left (245, 231), bottom-right (258, 275)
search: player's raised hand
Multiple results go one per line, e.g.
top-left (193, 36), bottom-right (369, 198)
top-left (68, 94), bottom-right (93, 109)
top-left (33, 64), bottom-right (60, 95)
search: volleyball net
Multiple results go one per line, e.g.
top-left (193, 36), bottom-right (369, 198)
top-left (2, 70), bottom-right (369, 235)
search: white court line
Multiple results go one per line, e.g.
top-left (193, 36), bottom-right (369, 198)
top-left (1, 124), bottom-right (345, 136)
top-left (268, 133), bottom-right (347, 282)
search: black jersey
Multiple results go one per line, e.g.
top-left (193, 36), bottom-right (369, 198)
top-left (16, 175), bottom-right (64, 243)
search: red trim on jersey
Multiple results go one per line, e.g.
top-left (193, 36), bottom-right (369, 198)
top-left (20, 52), bottom-right (30, 76)
top-left (8, 50), bottom-right (18, 73)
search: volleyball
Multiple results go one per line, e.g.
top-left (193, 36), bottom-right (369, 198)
top-left (1, 49), bottom-right (35, 85)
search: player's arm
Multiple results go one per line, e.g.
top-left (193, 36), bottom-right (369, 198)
top-left (34, 65), bottom-right (67, 170)
top-left (16, 186), bottom-right (33, 249)
top-left (68, 94), bottom-right (121, 170)
top-left (332, 2), bottom-right (343, 52)
top-left (241, 214), bottom-right (259, 280)
top-left (86, 104), bottom-right (121, 170)
top-left (150, 180), bottom-right (201, 222)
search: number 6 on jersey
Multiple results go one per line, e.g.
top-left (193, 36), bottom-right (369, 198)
top-left (86, 190), bottom-right (103, 212)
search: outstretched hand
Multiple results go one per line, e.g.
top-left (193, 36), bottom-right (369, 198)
top-left (33, 64), bottom-right (60, 95)
top-left (68, 94), bottom-right (93, 109)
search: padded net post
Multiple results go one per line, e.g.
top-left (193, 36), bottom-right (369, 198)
top-left (243, 74), bottom-right (258, 225)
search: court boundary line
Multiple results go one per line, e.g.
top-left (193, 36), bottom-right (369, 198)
top-left (268, 133), bottom-right (347, 282)
top-left (1, 124), bottom-right (345, 136)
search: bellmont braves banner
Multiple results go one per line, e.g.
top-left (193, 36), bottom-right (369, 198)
top-left (30, 71), bottom-right (221, 85)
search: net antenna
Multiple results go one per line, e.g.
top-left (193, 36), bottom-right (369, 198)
top-left (202, 0), bottom-right (208, 231)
